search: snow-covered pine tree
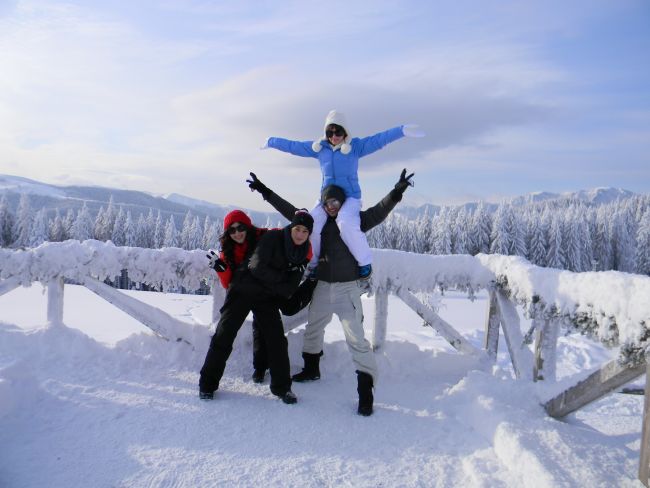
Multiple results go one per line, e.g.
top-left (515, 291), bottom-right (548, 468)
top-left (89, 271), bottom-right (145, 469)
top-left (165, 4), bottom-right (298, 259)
top-left (508, 206), bottom-right (527, 257)
top-left (490, 203), bottom-right (510, 255)
top-left (471, 201), bottom-right (491, 255)
top-left (410, 210), bottom-right (431, 254)
top-left (179, 210), bottom-right (194, 250)
top-left (636, 209), bottom-right (650, 276)
top-left (13, 193), bottom-right (32, 247)
top-left (592, 205), bottom-right (614, 271)
top-left (28, 208), bottom-right (49, 247)
top-left (111, 207), bottom-right (126, 246)
top-left (0, 195), bottom-right (15, 247)
top-left (452, 206), bottom-right (469, 255)
top-left (434, 207), bottom-right (452, 255)
top-left (94, 206), bottom-right (106, 240)
top-left (153, 210), bottom-right (165, 248)
top-left (527, 208), bottom-right (547, 266)
top-left (201, 216), bottom-right (212, 250)
top-left (164, 215), bottom-right (179, 248)
top-left (546, 214), bottom-right (565, 269)
top-left (63, 209), bottom-right (75, 239)
top-left (135, 214), bottom-right (149, 248)
top-left (143, 209), bottom-right (156, 248)
top-left (612, 206), bottom-right (636, 272)
top-left (123, 211), bottom-right (137, 247)
top-left (49, 209), bottom-right (66, 242)
top-left (70, 203), bottom-right (94, 241)
top-left (576, 205), bottom-right (594, 272)
top-left (562, 205), bottom-right (582, 272)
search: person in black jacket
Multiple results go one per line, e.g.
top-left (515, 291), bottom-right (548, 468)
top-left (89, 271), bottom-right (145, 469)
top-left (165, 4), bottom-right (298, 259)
top-left (199, 211), bottom-right (314, 404)
top-left (247, 169), bottom-right (413, 415)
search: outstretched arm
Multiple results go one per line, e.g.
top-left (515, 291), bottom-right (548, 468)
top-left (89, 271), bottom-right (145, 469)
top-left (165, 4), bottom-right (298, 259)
top-left (266, 137), bottom-right (317, 158)
top-left (360, 169), bottom-right (414, 232)
top-left (247, 172), bottom-right (299, 221)
top-left (355, 126), bottom-right (405, 158)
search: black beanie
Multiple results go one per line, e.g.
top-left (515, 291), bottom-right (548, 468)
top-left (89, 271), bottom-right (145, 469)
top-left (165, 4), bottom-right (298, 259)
top-left (321, 185), bottom-right (346, 204)
top-left (291, 210), bottom-right (314, 234)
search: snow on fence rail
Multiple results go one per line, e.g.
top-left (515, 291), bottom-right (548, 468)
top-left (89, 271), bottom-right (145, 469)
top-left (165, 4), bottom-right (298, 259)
top-left (3, 239), bottom-right (650, 483)
top-left (2, 240), bottom-right (650, 362)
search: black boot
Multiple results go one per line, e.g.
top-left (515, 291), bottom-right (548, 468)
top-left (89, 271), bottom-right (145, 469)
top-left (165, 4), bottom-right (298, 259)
top-left (356, 371), bottom-right (374, 416)
top-left (251, 369), bottom-right (266, 383)
top-left (199, 390), bottom-right (214, 400)
top-left (292, 351), bottom-right (323, 382)
top-left (274, 390), bottom-right (298, 404)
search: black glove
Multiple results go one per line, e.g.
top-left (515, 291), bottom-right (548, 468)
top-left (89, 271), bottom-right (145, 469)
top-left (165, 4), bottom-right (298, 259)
top-left (391, 168), bottom-right (414, 202)
top-left (246, 172), bottom-right (272, 199)
top-left (395, 169), bottom-right (414, 193)
top-left (206, 250), bottom-right (228, 272)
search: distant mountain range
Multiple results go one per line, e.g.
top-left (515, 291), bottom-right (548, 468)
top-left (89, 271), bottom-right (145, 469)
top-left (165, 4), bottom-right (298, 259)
top-left (0, 174), bottom-right (639, 224)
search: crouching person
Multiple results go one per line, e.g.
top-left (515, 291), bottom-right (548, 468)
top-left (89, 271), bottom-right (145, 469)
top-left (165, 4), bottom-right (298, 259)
top-left (199, 211), bottom-right (314, 404)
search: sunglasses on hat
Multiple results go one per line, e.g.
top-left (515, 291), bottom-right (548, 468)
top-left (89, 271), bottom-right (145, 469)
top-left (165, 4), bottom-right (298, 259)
top-left (326, 128), bottom-right (345, 138)
top-left (228, 224), bottom-right (247, 235)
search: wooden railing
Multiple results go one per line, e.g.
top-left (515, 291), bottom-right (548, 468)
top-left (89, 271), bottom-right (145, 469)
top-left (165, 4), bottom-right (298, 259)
top-left (2, 240), bottom-right (650, 484)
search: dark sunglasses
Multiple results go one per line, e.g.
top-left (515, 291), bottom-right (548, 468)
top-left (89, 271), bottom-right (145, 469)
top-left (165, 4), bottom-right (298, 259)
top-left (326, 128), bottom-right (346, 138)
top-left (323, 198), bottom-right (341, 209)
top-left (228, 224), bottom-right (247, 235)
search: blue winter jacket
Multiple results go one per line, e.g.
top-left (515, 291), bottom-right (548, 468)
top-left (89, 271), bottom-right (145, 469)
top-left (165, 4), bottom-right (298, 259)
top-left (267, 126), bottom-right (405, 199)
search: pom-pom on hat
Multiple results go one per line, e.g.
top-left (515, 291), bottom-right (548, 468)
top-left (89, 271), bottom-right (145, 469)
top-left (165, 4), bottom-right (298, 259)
top-left (291, 210), bottom-right (314, 235)
top-left (223, 210), bottom-right (252, 231)
top-left (312, 109), bottom-right (352, 154)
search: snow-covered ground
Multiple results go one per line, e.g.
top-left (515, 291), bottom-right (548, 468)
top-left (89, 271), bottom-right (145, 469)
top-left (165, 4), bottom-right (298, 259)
top-left (0, 283), bottom-right (645, 487)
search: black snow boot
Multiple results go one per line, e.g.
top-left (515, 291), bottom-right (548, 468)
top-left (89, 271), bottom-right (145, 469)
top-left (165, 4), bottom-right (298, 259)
top-left (292, 351), bottom-right (323, 382)
top-left (199, 390), bottom-right (214, 400)
top-left (356, 371), bottom-right (374, 416)
top-left (274, 390), bottom-right (298, 404)
top-left (251, 369), bottom-right (266, 384)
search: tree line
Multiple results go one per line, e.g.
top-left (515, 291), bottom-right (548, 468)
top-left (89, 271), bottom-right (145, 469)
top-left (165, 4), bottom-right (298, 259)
top-left (2, 193), bottom-right (650, 276)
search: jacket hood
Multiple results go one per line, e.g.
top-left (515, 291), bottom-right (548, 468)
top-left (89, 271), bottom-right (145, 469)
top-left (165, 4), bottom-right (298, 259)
top-left (312, 109), bottom-right (352, 154)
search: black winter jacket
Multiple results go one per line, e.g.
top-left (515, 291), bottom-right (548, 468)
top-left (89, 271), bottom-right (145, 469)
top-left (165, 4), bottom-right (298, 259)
top-left (264, 188), bottom-right (401, 283)
top-left (231, 228), bottom-right (311, 299)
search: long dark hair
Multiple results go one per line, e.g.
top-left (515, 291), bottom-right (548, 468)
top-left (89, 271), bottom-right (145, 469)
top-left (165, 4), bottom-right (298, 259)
top-left (219, 225), bottom-right (259, 267)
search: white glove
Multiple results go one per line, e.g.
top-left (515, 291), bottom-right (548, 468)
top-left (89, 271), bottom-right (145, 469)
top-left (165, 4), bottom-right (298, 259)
top-left (403, 124), bottom-right (425, 138)
top-left (260, 137), bottom-right (270, 150)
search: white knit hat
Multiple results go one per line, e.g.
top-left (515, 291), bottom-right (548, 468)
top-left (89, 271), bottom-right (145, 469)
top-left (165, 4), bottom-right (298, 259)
top-left (312, 109), bottom-right (352, 154)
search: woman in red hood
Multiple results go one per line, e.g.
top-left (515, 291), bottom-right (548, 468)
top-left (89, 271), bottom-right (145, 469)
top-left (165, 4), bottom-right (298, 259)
top-left (206, 210), bottom-right (270, 383)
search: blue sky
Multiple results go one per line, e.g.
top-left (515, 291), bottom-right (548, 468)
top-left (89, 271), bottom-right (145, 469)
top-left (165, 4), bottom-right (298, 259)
top-left (0, 0), bottom-right (648, 211)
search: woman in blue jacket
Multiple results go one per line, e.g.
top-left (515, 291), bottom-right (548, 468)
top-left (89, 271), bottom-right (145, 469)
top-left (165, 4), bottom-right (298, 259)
top-left (264, 109), bottom-right (422, 279)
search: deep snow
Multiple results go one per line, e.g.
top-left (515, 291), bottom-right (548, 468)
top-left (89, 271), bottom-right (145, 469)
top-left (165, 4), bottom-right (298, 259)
top-left (0, 281), bottom-right (646, 487)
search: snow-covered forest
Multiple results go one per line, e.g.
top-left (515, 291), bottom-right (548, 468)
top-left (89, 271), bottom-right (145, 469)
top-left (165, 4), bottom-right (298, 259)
top-left (2, 192), bottom-right (650, 275)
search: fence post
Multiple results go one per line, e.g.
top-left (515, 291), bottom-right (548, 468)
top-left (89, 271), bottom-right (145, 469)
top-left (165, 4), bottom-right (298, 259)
top-left (484, 289), bottom-right (500, 361)
top-left (495, 290), bottom-right (534, 381)
top-left (372, 288), bottom-right (388, 351)
top-left (533, 318), bottom-right (558, 382)
top-left (639, 359), bottom-right (650, 486)
top-left (47, 276), bottom-right (65, 327)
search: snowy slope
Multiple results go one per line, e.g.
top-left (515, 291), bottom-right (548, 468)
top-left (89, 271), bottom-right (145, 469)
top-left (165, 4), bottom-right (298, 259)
top-left (0, 174), bottom-right (67, 198)
top-left (0, 283), bottom-right (644, 487)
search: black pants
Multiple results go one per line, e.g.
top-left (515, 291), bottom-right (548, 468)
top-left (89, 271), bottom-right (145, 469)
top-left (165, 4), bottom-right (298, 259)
top-left (199, 291), bottom-right (291, 396)
top-left (252, 317), bottom-right (268, 372)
